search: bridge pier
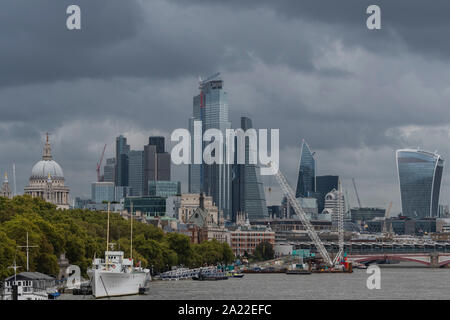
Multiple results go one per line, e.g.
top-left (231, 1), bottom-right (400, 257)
top-left (430, 253), bottom-right (439, 268)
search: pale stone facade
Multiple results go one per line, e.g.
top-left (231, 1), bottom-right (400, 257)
top-left (24, 134), bottom-right (70, 209)
top-left (0, 172), bottom-right (12, 199)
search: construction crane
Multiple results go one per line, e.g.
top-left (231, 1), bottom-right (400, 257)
top-left (199, 72), bottom-right (220, 86)
top-left (96, 144), bottom-right (107, 182)
top-left (332, 179), bottom-right (345, 265)
top-left (270, 162), bottom-right (334, 267)
top-left (383, 201), bottom-right (393, 234)
top-left (352, 178), bottom-right (362, 208)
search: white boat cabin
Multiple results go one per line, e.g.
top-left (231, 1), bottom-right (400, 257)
top-left (2, 272), bottom-right (57, 300)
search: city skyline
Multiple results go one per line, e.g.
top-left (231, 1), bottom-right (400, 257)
top-left (3, 1), bottom-right (450, 215)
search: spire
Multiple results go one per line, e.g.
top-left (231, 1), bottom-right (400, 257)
top-left (43, 133), bottom-right (52, 160)
top-left (4, 172), bottom-right (8, 183)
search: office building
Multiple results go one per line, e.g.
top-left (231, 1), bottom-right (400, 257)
top-left (103, 158), bottom-right (115, 183)
top-left (115, 186), bottom-right (132, 202)
top-left (295, 140), bottom-right (316, 198)
top-left (148, 180), bottom-right (181, 197)
top-left (115, 135), bottom-right (130, 186)
top-left (188, 74), bottom-right (232, 219)
top-left (91, 182), bottom-right (115, 203)
top-left (143, 136), bottom-right (171, 194)
top-left (322, 188), bottom-right (345, 227)
top-left (124, 196), bottom-right (167, 218)
top-left (231, 117), bottom-right (268, 222)
top-left (396, 149), bottom-right (444, 218)
top-left (315, 175), bottom-right (339, 213)
top-left (128, 150), bottom-right (145, 196)
top-left (230, 225), bottom-right (275, 257)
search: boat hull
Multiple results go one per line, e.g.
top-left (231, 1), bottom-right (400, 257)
top-left (88, 270), bottom-right (150, 298)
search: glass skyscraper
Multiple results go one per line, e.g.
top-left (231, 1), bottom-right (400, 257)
top-left (295, 140), bottom-right (316, 198)
top-left (315, 175), bottom-right (339, 213)
top-left (231, 117), bottom-right (268, 221)
top-left (128, 150), bottom-right (145, 196)
top-left (188, 74), bottom-right (232, 219)
top-left (115, 135), bottom-right (130, 187)
top-left (396, 149), bottom-right (444, 218)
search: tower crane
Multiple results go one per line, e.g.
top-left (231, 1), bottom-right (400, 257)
top-left (352, 178), bottom-right (362, 208)
top-left (96, 144), bottom-right (107, 182)
top-left (269, 162), bottom-right (334, 267)
top-left (383, 201), bottom-right (393, 234)
top-left (332, 179), bottom-right (345, 266)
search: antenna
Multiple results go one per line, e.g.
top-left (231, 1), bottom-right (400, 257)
top-left (13, 163), bottom-right (16, 197)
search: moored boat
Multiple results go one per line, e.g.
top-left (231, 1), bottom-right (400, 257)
top-left (87, 202), bottom-right (151, 299)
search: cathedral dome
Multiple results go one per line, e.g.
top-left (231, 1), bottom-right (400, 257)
top-left (29, 133), bottom-right (64, 179)
top-left (31, 160), bottom-right (64, 179)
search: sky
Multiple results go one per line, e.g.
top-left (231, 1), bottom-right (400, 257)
top-left (1, 0), bottom-right (450, 214)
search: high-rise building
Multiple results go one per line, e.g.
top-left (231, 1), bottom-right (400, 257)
top-left (143, 136), bottom-right (171, 195)
top-left (149, 136), bottom-right (165, 154)
top-left (103, 158), bottom-right (115, 182)
top-left (91, 182), bottom-right (115, 203)
top-left (396, 149), bottom-right (444, 218)
top-left (295, 140), bottom-right (316, 198)
top-left (231, 117), bottom-right (268, 221)
top-left (322, 188), bottom-right (345, 228)
top-left (315, 175), bottom-right (339, 213)
top-left (115, 135), bottom-right (130, 187)
top-left (128, 150), bottom-right (145, 196)
top-left (188, 74), bottom-right (232, 219)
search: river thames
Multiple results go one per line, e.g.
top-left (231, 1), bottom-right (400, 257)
top-left (61, 268), bottom-right (450, 300)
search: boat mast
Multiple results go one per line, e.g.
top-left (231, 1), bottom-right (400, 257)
top-left (17, 232), bottom-right (38, 271)
top-left (130, 201), bottom-right (133, 262)
top-left (8, 260), bottom-right (21, 282)
top-left (106, 202), bottom-right (110, 270)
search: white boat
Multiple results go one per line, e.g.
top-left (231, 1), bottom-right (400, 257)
top-left (2, 271), bottom-right (59, 300)
top-left (87, 202), bottom-right (150, 299)
top-left (87, 251), bottom-right (150, 298)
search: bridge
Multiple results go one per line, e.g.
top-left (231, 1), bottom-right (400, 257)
top-left (291, 241), bottom-right (450, 268)
top-left (348, 253), bottom-right (450, 267)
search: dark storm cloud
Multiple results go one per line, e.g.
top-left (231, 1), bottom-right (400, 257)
top-left (0, 0), bottom-right (450, 210)
top-left (171, 0), bottom-right (450, 60)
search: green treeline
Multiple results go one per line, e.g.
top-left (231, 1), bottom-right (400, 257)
top-left (0, 196), bottom-right (234, 280)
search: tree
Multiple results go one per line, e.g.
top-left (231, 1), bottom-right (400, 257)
top-left (253, 241), bottom-right (274, 261)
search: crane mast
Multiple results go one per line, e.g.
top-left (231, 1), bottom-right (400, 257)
top-left (332, 179), bottom-right (344, 265)
top-left (352, 178), bottom-right (362, 208)
top-left (96, 144), bottom-right (107, 182)
top-left (270, 162), bottom-right (334, 267)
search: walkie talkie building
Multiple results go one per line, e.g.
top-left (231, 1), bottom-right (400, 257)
top-left (396, 149), bottom-right (444, 218)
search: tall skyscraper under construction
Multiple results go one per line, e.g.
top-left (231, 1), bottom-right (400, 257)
top-left (188, 73), bottom-right (232, 219)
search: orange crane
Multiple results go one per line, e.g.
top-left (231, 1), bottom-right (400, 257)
top-left (96, 144), bottom-right (107, 182)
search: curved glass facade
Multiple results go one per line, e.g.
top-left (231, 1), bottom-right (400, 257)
top-left (397, 149), bottom-right (444, 218)
top-left (296, 140), bottom-right (316, 198)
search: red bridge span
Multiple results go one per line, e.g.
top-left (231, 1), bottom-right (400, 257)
top-left (348, 253), bottom-right (450, 268)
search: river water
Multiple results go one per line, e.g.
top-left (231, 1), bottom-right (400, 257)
top-left (61, 268), bottom-right (450, 300)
